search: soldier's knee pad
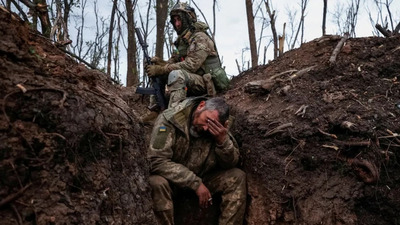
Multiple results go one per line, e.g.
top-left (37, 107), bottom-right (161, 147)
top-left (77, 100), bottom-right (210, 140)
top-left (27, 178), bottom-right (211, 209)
top-left (167, 70), bottom-right (185, 90)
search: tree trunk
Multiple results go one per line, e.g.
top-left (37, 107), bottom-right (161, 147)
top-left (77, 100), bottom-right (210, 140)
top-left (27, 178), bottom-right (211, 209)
top-left (20, 0), bottom-right (52, 37)
top-left (246, 0), bottom-right (258, 68)
top-left (125, 0), bottom-right (138, 87)
top-left (155, 0), bottom-right (168, 58)
top-left (322, 0), bottom-right (327, 35)
top-left (107, 0), bottom-right (118, 77)
top-left (265, 0), bottom-right (278, 59)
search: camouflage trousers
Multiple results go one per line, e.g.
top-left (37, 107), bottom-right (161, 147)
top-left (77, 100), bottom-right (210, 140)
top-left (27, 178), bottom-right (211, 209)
top-left (149, 168), bottom-right (247, 225)
top-left (149, 69), bottom-right (207, 109)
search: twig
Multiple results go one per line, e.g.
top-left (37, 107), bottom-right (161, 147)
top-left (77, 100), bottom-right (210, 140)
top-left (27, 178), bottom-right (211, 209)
top-left (0, 183), bottom-right (32, 207)
top-left (329, 32), bottom-right (349, 66)
top-left (11, 203), bottom-right (23, 225)
top-left (9, 161), bottom-right (23, 188)
top-left (57, 47), bottom-right (96, 70)
top-left (335, 140), bottom-right (371, 147)
top-left (285, 158), bottom-right (294, 176)
top-left (317, 128), bottom-right (337, 139)
top-left (269, 69), bottom-right (297, 80)
top-left (295, 105), bottom-right (308, 117)
top-left (286, 65), bottom-right (317, 81)
top-left (264, 123), bottom-right (293, 137)
top-left (322, 144), bottom-right (339, 151)
top-left (43, 132), bottom-right (67, 141)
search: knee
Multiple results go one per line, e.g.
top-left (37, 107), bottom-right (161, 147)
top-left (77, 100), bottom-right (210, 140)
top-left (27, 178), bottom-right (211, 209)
top-left (149, 175), bottom-right (170, 191)
top-left (167, 70), bottom-right (185, 88)
top-left (230, 168), bottom-right (246, 186)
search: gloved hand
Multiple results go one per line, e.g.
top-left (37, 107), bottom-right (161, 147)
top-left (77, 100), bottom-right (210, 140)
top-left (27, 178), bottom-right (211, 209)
top-left (150, 56), bottom-right (167, 66)
top-left (146, 64), bottom-right (168, 77)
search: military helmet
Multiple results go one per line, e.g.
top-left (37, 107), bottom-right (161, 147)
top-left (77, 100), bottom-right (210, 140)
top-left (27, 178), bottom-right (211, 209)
top-left (170, 2), bottom-right (197, 24)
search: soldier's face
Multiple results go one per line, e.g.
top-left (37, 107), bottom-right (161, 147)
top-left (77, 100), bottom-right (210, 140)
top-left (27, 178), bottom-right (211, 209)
top-left (172, 15), bottom-right (182, 32)
top-left (191, 101), bottom-right (220, 136)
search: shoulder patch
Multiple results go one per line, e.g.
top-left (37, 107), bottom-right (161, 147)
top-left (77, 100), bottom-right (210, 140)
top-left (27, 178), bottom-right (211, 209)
top-left (153, 125), bottom-right (170, 149)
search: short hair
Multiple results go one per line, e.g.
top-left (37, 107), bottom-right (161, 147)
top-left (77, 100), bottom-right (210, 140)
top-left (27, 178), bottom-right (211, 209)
top-left (204, 97), bottom-right (230, 124)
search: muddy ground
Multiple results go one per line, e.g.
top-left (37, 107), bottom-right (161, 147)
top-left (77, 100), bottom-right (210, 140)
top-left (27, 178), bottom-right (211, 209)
top-left (1, 8), bottom-right (400, 225)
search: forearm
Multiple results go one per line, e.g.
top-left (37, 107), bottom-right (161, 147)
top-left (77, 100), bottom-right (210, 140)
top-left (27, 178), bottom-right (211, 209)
top-left (166, 49), bottom-right (208, 73)
top-left (214, 136), bottom-right (240, 169)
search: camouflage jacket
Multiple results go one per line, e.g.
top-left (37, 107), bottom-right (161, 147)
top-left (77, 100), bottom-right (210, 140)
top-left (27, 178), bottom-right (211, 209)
top-left (148, 97), bottom-right (240, 191)
top-left (166, 22), bottom-right (220, 75)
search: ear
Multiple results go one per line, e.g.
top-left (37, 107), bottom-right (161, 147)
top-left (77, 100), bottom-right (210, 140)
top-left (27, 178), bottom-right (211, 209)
top-left (196, 101), bottom-right (206, 111)
top-left (224, 120), bottom-right (229, 128)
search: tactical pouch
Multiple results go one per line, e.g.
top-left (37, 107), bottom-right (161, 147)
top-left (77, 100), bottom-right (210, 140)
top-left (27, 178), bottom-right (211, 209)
top-left (203, 73), bottom-right (216, 97)
top-left (210, 67), bottom-right (230, 91)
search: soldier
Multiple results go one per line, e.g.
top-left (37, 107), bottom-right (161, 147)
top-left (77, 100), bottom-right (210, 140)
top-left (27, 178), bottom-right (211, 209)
top-left (141, 2), bottom-right (230, 123)
top-left (148, 97), bottom-right (247, 225)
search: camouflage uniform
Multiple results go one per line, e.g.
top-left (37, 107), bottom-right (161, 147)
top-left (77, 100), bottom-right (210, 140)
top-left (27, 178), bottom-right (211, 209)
top-left (150, 2), bottom-right (227, 109)
top-left (148, 97), bottom-right (247, 225)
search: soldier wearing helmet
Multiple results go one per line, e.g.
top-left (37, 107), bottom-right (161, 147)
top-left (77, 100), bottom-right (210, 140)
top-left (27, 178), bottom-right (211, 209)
top-left (142, 2), bottom-right (230, 123)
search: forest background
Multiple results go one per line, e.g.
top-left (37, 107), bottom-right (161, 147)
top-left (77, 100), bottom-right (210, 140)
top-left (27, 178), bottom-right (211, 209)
top-left (1, 0), bottom-right (399, 86)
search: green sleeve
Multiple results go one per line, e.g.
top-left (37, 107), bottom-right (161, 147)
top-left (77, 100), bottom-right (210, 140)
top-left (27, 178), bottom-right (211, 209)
top-left (148, 116), bottom-right (202, 191)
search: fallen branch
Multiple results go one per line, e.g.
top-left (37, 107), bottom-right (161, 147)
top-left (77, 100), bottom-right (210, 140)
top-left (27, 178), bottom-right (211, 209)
top-left (335, 139), bottom-right (371, 147)
top-left (57, 47), bottom-right (96, 70)
top-left (264, 122), bottom-right (293, 137)
top-left (395, 21), bottom-right (400, 34)
top-left (375, 24), bottom-right (391, 37)
top-left (269, 69), bottom-right (297, 80)
top-left (244, 69), bottom-right (297, 94)
top-left (329, 32), bottom-right (349, 66)
top-left (286, 65), bottom-right (317, 81)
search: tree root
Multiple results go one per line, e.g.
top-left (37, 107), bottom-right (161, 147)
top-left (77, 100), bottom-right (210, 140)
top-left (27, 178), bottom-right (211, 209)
top-left (0, 183), bottom-right (32, 208)
top-left (347, 158), bottom-right (379, 184)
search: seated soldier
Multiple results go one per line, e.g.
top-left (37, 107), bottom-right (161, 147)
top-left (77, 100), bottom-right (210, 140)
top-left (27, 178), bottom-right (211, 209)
top-left (148, 97), bottom-right (247, 225)
top-left (141, 2), bottom-right (229, 123)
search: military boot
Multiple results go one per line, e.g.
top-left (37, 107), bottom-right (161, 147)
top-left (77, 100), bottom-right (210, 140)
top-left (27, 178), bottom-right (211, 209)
top-left (139, 110), bottom-right (159, 124)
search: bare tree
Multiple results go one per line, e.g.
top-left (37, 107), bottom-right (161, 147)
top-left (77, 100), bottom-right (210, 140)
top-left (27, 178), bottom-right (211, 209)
top-left (125, 0), bottom-right (138, 87)
top-left (18, 0), bottom-right (52, 37)
top-left (113, 12), bottom-right (122, 81)
top-left (71, 0), bottom-right (87, 58)
top-left (322, 0), bottom-right (327, 35)
top-left (265, 0), bottom-right (278, 59)
top-left (368, 0), bottom-right (400, 36)
top-left (107, 0), bottom-right (118, 77)
top-left (291, 0), bottom-right (308, 49)
top-left (246, 0), bottom-right (258, 68)
top-left (155, 0), bottom-right (168, 58)
top-left (50, 0), bottom-right (72, 44)
top-left (332, 0), bottom-right (361, 37)
top-left (87, 0), bottom-right (108, 68)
